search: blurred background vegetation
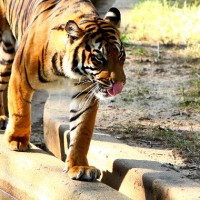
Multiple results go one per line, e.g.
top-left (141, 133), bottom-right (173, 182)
top-left (123, 0), bottom-right (200, 46)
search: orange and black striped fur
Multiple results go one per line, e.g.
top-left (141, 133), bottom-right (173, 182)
top-left (0, 0), bottom-right (126, 181)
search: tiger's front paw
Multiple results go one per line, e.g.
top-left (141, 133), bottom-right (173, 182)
top-left (8, 140), bottom-right (30, 151)
top-left (5, 133), bottom-right (30, 151)
top-left (64, 166), bottom-right (101, 181)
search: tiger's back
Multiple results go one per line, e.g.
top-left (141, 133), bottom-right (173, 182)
top-left (0, 0), bottom-right (126, 181)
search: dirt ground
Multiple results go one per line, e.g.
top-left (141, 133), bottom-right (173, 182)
top-left (95, 44), bottom-right (200, 183)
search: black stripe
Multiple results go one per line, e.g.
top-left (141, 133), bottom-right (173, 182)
top-left (98, 42), bottom-right (102, 49)
top-left (22, 0), bottom-right (35, 34)
top-left (54, 6), bottom-right (69, 18)
top-left (41, 47), bottom-right (45, 66)
top-left (32, 4), bottom-right (57, 25)
top-left (19, 35), bottom-right (28, 65)
top-left (44, 41), bottom-right (49, 55)
top-left (79, 19), bottom-right (97, 26)
top-left (70, 122), bottom-right (82, 132)
top-left (104, 29), bottom-right (116, 35)
top-left (38, 59), bottom-right (50, 83)
top-left (71, 46), bottom-right (83, 75)
top-left (85, 23), bottom-right (96, 29)
top-left (2, 46), bottom-right (15, 54)
top-left (0, 59), bottom-right (13, 65)
top-left (18, 0), bottom-right (25, 37)
top-left (19, 85), bottom-right (32, 104)
top-left (79, 14), bottom-right (96, 19)
top-left (90, 31), bottom-right (101, 39)
top-left (69, 105), bottom-right (93, 122)
top-left (85, 44), bottom-right (91, 52)
top-left (19, 46), bottom-right (25, 65)
top-left (0, 72), bottom-right (11, 77)
top-left (0, 81), bottom-right (8, 84)
top-left (24, 63), bottom-right (35, 90)
top-left (81, 50), bottom-right (87, 74)
top-left (108, 36), bottom-right (117, 40)
top-left (70, 109), bottom-right (77, 113)
top-left (95, 37), bottom-right (103, 43)
top-left (9, 0), bottom-right (15, 27)
top-left (69, 144), bottom-right (74, 148)
top-left (45, 3), bottom-right (66, 20)
top-left (51, 52), bottom-right (65, 76)
top-left (72, 46), bottom-right (79, 71)
top-left (83, 66), bottom-right (98, 71)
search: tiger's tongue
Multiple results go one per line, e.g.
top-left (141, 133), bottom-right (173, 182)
top-left (107, 82), bottom-right (124, 96)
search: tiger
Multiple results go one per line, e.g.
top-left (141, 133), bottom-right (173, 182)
top-left (0, 0), bottom-right (126, 181)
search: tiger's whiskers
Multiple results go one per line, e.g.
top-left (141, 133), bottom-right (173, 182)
top-left (78, 83), bottom-right (97, 108)
top-left (73, 82), bottom-right (96, 100)
top-left (81, 85), bottom-right (98, 108)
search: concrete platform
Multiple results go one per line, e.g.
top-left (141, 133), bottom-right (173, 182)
top-left (0, 132), bottom-right (130, 200)
top-left (44, 92), bottom-right (200, 200)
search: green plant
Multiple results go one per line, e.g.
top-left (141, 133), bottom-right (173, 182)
top-left (180, 74), bottom-right (200, 111)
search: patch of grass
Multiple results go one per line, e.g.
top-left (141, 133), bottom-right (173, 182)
top-left (132, 46), bottom-right (149, 57)
top-left (122, 92), bottom-right (135, 103)
top-left (118, 124), bottom-right (200, 163)
top-left (176, 44), bottom-right (200, 64)
top-left (153, 128), bottom-right (200, 162)
top-left (180, 75), bottom-right (200, 111)
top-left (123, 85), bottom-right (150, 104)
top-left (125, 0), bottom-right (200, 45)
top-left (167, 0), bottom-right (200, 7)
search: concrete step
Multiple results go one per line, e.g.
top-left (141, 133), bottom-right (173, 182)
top-left (44, 93), bottom-right (200, 200)
top-left (0, 131), bottom-right (130, 200)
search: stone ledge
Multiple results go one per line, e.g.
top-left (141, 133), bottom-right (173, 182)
top-left (0, 133), bottom-right (130, 200)
top-left (44, 93), bottom-right (200, 200)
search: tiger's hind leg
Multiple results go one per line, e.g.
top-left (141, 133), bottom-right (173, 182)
top-left (0, 30), bottom-right (16, 129)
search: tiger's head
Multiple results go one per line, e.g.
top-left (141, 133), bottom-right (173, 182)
top-left (64, 8), bottom-right (126, 100)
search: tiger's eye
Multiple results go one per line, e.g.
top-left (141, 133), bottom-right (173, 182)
top-left (96, 53), bottom-right (103, 60)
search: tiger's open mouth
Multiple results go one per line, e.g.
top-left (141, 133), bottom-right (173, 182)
top-left (75, 79), bottom-right (124, 100)
top-left (96, 82), bottom-right (124, 99)
top-left (106, 82), bottom-right (124, 96)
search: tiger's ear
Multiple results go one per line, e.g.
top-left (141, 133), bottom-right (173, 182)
top-left (104, 7), bottom-right (121, 28)
top-left (65, 20), bottom-right (84, 40)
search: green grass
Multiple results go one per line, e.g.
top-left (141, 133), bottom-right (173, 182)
top-left (117, 125), bottom-right (200, 163)
top-left (180, 76), bottom-right (200, 111)
top-left (154, 128), bottom-right (200, 162)
top-left (124, 0), bottom-right (200, 45)
top-left (122, 85), bottom-right (150, 104)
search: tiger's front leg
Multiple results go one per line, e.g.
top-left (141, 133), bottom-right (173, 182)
top-left (4, 59), bottom-right (34, 151)
top-left (65, 87), bottom-right (101, 181)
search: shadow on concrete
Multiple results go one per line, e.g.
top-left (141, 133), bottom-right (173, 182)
top-left (92, 131), bottom-right (124, 144)
top-left (28, 146), bottom-right (52, 155)
top-left (101, 158), bottom-right (199, 200)
top-left (101, 159), bottom-right (164, 189)
top-left (31, 90), bottom-right (49, 146)
top-left (59, 124), bottom-right (69, 161)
